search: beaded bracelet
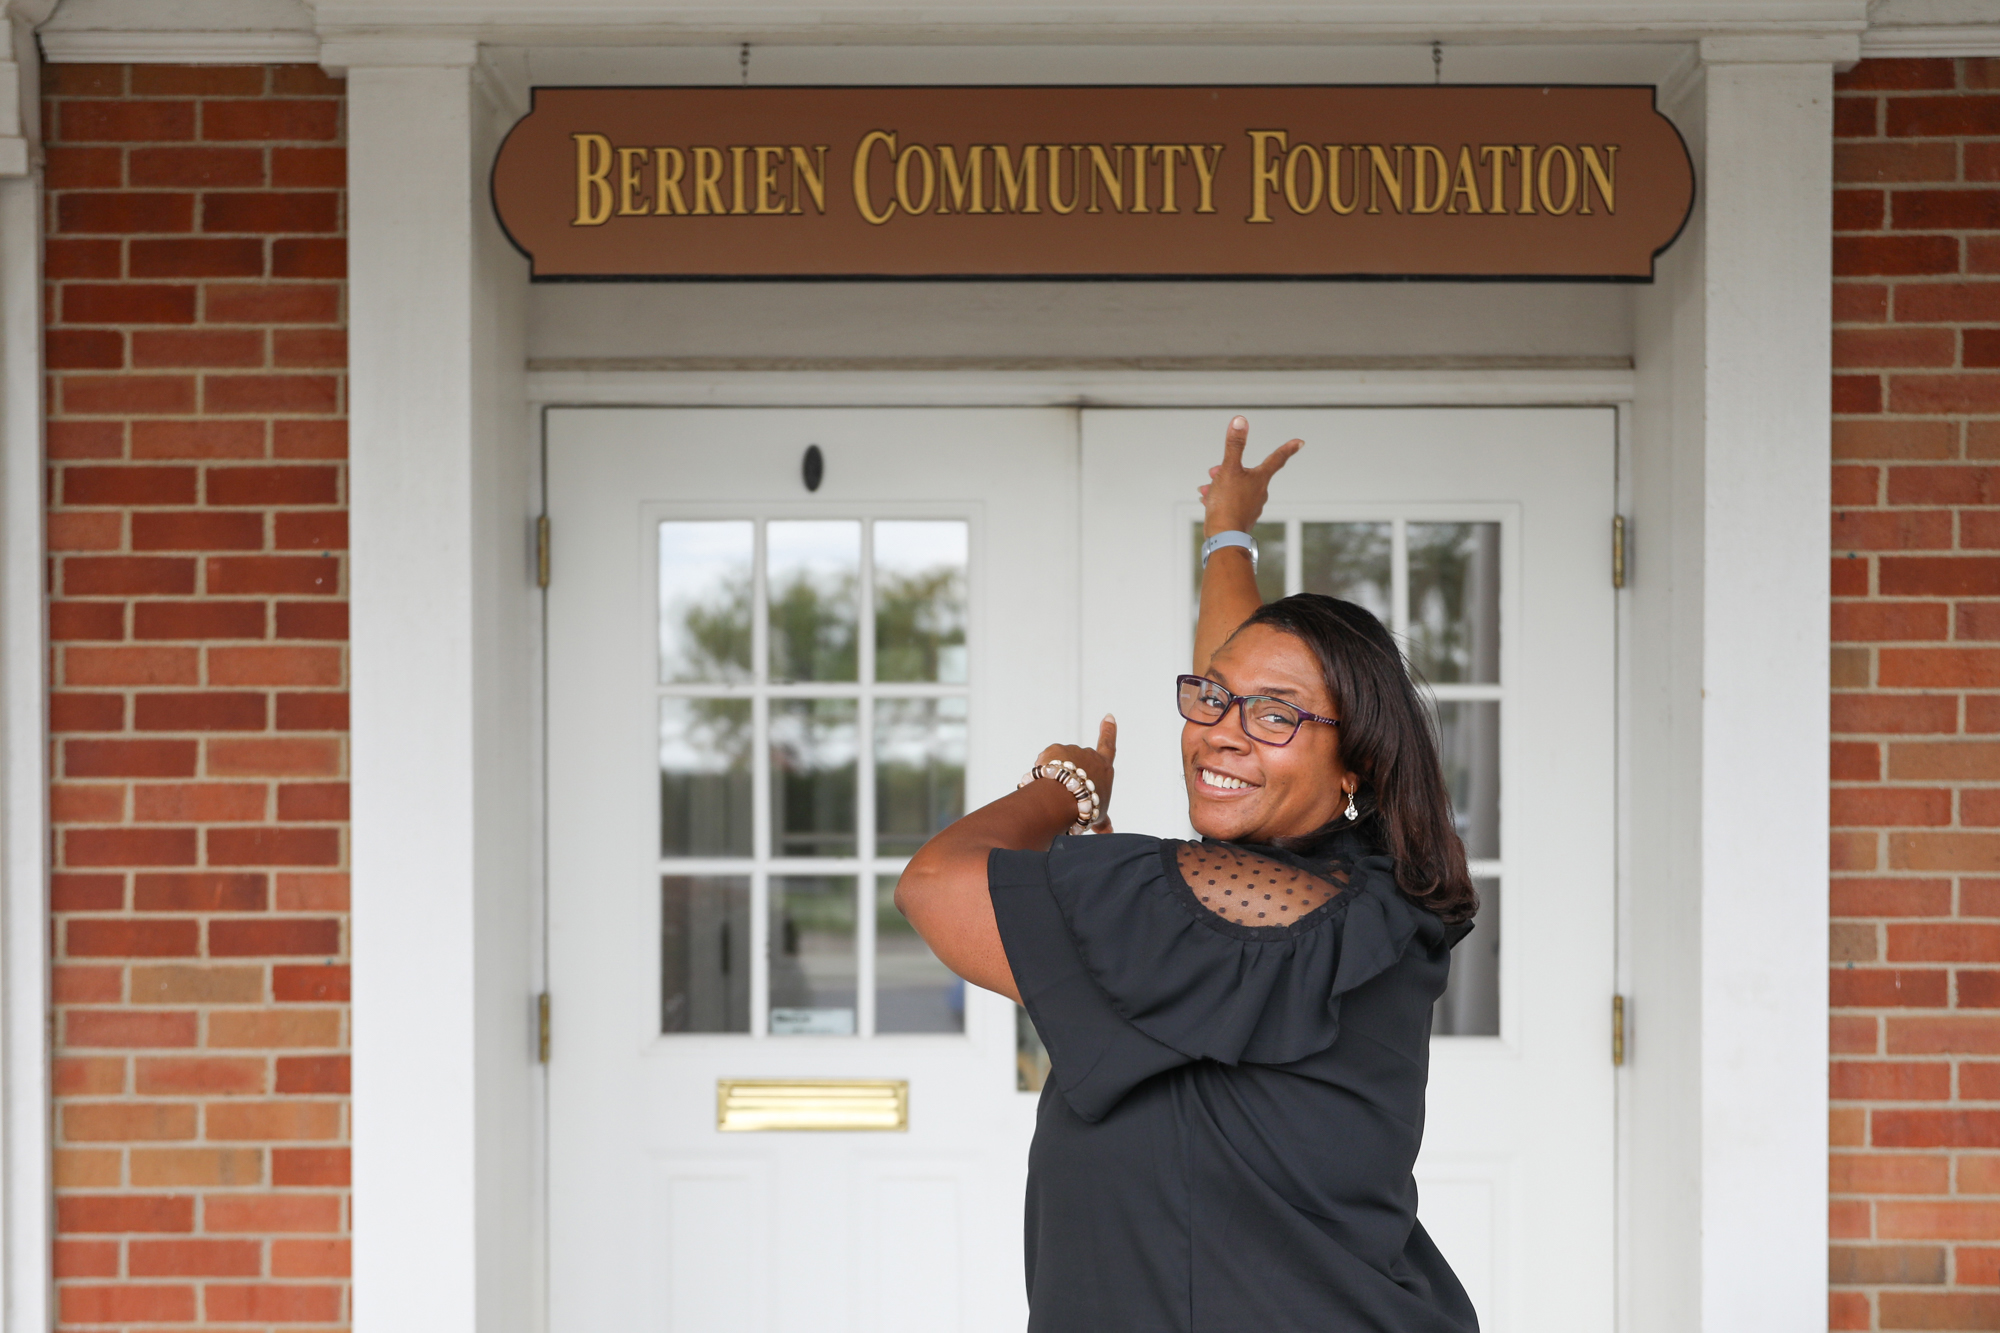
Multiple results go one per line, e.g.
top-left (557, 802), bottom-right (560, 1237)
top-left (1017, 758), bottom-right (1101, 835)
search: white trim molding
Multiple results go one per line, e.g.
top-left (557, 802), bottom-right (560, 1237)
top-left (1862, 24), bottom-right (2000, 58)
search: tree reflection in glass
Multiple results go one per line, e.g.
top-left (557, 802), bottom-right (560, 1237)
top-left (875, 520), bottom-right (968, 683)
top-left (769, 520), bottom-right (860, 683)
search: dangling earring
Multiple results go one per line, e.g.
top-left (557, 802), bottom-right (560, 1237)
top-left (1344, 788), bottom-right (1359, 821)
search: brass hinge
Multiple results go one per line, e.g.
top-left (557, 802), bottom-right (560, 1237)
top-left (536, 515), bottom-right (551, 589)
top-left (1611, 515), bottom-right (1628, 590)
top-left (538, 992), bottom-right (551, 1064)
top-left (1612, 993), bottom-right (1627, 1066)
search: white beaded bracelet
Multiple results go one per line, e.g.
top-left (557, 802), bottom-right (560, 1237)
top-left (1017, 758), bottom-right (1101, 835)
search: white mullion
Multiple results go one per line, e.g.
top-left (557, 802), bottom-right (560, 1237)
top-left (1285, 517), bottom-right (1302, 597)
top-left (1390, 518), bottom-right (1410, 646)
top-left (856, 520), bottom-right (878, 1038)
top-left (750, 520), bottom-right (771, 1038)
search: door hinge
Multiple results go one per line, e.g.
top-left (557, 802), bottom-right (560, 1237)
top-left (1612, 993), bottom-right (1627, 1066)
top-left (1611, 515), bottom-right (1628, 590)
top-left (538, 992), bottom-right (551, 1064)
top-left (536, 515), bottom-right (551, 589)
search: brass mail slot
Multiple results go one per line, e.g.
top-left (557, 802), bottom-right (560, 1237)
top-left (717, 1079), bottom-right (909, 1132)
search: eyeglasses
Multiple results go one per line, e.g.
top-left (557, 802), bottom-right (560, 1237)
top-left (1176, 674), bottom-right (1340, 747)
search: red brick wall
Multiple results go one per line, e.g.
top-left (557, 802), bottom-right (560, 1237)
top-left (42, 64), bottom-right (349, 1330)
top-left (1831, 55), bottom-right (2000, 1332)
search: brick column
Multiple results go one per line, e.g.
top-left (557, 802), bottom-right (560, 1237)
top-left (1830, 55), bottom-right (2000, 1332)
top-left (42, 64), bottom-right (349, 1330)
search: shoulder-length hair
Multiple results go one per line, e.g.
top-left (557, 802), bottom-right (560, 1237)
top-left (1237, 594), bottom-right (1478, 924)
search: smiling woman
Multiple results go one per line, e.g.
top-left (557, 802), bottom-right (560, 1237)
top-left (895, 416), bottom-right (1482, 1332)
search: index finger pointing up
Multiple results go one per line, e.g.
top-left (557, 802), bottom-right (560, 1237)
top-left (1096, 713), bottom-right (1118, 763)
top-left (1221, 415), bottom-right (1249, 470)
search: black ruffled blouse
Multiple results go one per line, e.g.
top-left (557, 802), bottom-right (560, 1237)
top-left (988, 827), bottom-right (1479, 1333)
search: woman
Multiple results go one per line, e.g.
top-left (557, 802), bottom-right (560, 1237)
top-left (896, 416), bottom-right (1481, 1332)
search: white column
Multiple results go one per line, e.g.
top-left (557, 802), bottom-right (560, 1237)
top-left (1697, 35), bottom-right (1848, 1333)
top-left (340, 41), bottom-right (535, 1332)
top-left (0, 10), bottom-right (44, 1332)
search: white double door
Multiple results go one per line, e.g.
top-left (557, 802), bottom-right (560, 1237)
top-left (546, 404), bottom-right (1615, 1333)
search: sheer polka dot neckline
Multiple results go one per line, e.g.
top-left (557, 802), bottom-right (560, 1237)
top-left (1172, 841), bottom-right (1349, 926)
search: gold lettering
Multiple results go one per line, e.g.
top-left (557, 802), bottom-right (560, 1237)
top-left (616, 146), bottom-right (649, 215)
top-left (653, 147), bottom-right (688, 215)
top-left (1129, 144), bottom-right (1151, 214)
top-left (1153, 144), bottom-right (1188, 213)
top-left (729, 145), bottom-right (749, 215)
top-left (571, 133), bottom-right (613, 226)
top-left (1087, 144), bottom-right (1124, 214)
top-left (1246, 130), bottom-right (1287, 224)
top-left (1047, 145), bottom-right (1082, 215)
top-left (1446, 145), bottom-right (1483, 215)
top-left (1326, 146), bottom-right (1360, 215)
top-left (1537, 143), bottom-right (1577, 215)
top-left (1480, 145), bottom-right (1516, 212)
top-left (1516, 145), bottom-right (1537, 215)
top-left (896, 143), bottom-right (936, 216)
top-left (1366, 145), bottom-right (1406, 215)
top-left (853, 131), bottom-right (899, 226)
top-left (790, 146), bottom-right (828, 214)
top-left (1409, 144), bottom-right (1447, 215)
top-left (1283, 143), bottom-right (1322, 215)
top-left (753, 146), bottom-right (787, 214)
top-left (938, 144), bottom-right (986, 214)
top-left (1580, 145), bottom-right (1618, 215)
top-left (691, 146), bottom-right (726, 216)
top-left (993, 144), bottom-right (1041, 214)
top-left (1190, 144), bottom-right (1224, 215)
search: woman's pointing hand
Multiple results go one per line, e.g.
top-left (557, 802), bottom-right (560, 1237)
top-left (1035, 713), bottom-right (1117, 833)
top-left (1199, 415), bottom-right (1302, 537)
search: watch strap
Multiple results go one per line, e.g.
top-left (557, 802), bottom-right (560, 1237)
top-left (1200, 530), bottom-right (1258, 571)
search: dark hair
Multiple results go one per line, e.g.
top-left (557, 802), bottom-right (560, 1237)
top-left (1234, 594), bottom-right (1478, 924)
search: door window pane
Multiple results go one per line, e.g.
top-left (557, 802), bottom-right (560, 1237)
top-left (1433, 878), bottom-right (1499, 1037)
top-left (875, 520), bottom-right (969, 684)
top-left (662, 875), bottom-right (751, 1033)
top-left (875, 697), bottom-right (968, 857)
top-left (1408, 522), bottom-right (1501, 684)
top-left (1302, 521), bottom-right (1392, 623)
top-left (770, 699), bottom-right (857, 858)
top-left (1017, 1006), bottom-right (1051, 1092)
top-left (768, 520), bottom-right (861, 683)
top-left (1435, 700), bottom-right (1500, 860)
top-left (875, 874), bottom-right (965, 1034)
top-left (660, 697), bottom-right (753, 858)
top-left (659, 521), bottom-right (753, 683)
top-left (770, 875), bottom-right (858, 1035)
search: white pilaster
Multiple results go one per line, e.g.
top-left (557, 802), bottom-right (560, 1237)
top-left (1697, 37), bottom-right (1844, 1333)
top-left (345, 45), bottom-right (534, 1333)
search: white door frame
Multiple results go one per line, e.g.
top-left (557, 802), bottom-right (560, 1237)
top-left (1, 18), bottom-right (1857, 1333)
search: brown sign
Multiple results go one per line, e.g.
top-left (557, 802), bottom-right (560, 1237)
top-left (491, 85), bottom-right (1694, 281)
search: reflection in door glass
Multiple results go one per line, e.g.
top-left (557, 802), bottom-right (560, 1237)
top-left (875, 520), bottom-right (969, 684)
top-left (662, 875), bottom-right (751, 1033)
top-left (768, 520), bottom-right (861, 683)
top-left (1017, 1006), bottom-right (1051, 1092)
top-left (1408, 522), bottom-right (1501, 684)
top-left (658, 521), bottom-right (753, 683)
top-left (1434, 878), bottom-right (1499, 1036)
top-left (659, 697), bottom-right (753, 858)
top-left (1435, 700), bottom-right (1500, 860)
top-left (770, 699), bottom-right (857, 857)
top-left (1301, 522), bottom-right (1393, 623)
top-left (770, 875), bottom-right (858, 1034)
top-left (875, 697), bottom-right (967, 857)
top-left (875, 875), bottom-right (965, 1033)
top-left (1189, 521), bottom-right (1286, 620)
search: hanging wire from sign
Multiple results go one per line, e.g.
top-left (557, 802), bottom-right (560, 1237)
top-left (741, 42), bottom-right (751, 86)
top-left (1432, 41), bottom-right (1443, 84)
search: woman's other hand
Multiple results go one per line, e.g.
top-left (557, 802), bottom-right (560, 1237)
top-left (1199, 414), bottom-right (1301, 537)
top-left (1035, 714), bottom-right (1118, 831)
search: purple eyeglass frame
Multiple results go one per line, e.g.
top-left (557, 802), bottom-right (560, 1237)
top-left (1176, 674), bottom-right (1340, 747)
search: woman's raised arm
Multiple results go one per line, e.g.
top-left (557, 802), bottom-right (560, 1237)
top-left (1194, 416), bottom-right (1301, 672)
top-left (894, 717), bottom-right (1117, 1003)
